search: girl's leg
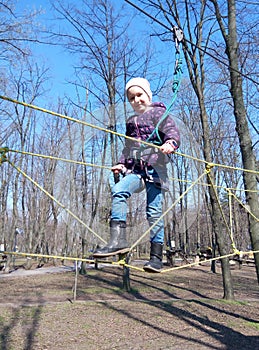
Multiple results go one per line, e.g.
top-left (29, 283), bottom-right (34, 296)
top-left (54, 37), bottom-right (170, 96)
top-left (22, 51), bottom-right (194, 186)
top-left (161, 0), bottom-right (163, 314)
top-left (111, 173), bottom-right (144, 221)
top-left (144, 181), bottom-right (165, 272)
top-left (145, 181), bottom-right (164, 244)
top-left (93, 173), bottom-right (144, 257)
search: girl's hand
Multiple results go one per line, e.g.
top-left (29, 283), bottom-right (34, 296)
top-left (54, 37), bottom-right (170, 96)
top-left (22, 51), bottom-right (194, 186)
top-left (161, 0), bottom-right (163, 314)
top-left (111, 164), bottom-right (125, 174)
top-left (160, 140), bottom-right (178, 154)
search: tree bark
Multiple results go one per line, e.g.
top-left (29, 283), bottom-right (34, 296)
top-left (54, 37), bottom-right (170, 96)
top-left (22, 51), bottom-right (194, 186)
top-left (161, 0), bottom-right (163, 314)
top-left (210, 0), bottom-right (259, 283)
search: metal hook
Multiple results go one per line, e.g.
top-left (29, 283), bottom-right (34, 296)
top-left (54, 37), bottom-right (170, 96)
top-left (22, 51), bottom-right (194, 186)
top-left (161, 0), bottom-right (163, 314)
top-left (172, 26), bottom-right (184, 52)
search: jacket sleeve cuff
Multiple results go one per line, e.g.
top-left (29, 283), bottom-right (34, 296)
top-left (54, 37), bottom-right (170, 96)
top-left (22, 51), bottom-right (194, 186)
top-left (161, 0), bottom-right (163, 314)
top-left (165, 139), bottom-right (179, 150)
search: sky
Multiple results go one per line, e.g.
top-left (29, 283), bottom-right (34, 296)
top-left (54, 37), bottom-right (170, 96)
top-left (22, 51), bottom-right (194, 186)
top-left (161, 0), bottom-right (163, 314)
top-left (13, 0), bottom-right (257, 145)
top-left (13, 0), bottom-right (180, 108)
top-left (16, 0), bottom-right (77, 99)
top-left (13, 0), bottom-right (165, 103)
top-left (5, 0), bottom-right (258, 194)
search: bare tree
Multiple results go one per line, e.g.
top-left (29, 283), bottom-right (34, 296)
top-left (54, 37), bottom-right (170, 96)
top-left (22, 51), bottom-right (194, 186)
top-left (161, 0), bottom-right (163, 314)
top-left (45, 0), bottom-right (157, 253)
top-left (209, 0), bottom-right (259, 282)
top-left (134, 0), bottom-right (240, 298)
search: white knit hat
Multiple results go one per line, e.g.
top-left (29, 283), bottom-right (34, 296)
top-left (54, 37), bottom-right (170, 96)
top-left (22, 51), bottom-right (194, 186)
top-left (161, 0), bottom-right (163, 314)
top-left (125, 77), bottom-right (152, 101)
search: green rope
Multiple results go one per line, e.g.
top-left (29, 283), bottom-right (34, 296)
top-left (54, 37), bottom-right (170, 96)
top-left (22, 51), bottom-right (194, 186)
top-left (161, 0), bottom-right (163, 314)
top-left (143, 42), bottom-right (183, 147)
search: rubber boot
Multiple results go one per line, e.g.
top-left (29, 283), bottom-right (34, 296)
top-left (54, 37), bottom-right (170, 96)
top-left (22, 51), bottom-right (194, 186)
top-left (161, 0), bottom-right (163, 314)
top-left (92, 220), bottom-right (129, 257)
top-left (143, 242), bottom-right (163, 273)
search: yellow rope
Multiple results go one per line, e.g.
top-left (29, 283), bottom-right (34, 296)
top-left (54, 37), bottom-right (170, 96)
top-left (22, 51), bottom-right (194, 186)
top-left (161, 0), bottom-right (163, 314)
top-left (129, 169), bottom-right (208, 251)
top-left (206, 169), bottom-right (238, 251)
top-left (4, 147), bottom-right (258, 197)
top-left (0, 95), bottom-right (160, 152)
top-left (122, 249), bottom-right (259, 272)
top-left (175, 149), bottom-right (259, 175)
top-left (1, 94), bottom-right (259, 176)
top-left (159, 250), bottom-right (259, 274)
top-left (3, 147), bottom-right (257, 197)
top-left (6, 147), bottom-right (259, 194)
top-left (2, 249), bottom-right (258, 274)
top-left (9, 149), bottom-right (111, 170)
top-left (169, 175), bottom-right (259, 193)
top-left (1, 95), bottom-right (259, 276)
top-left (4, 155), bottom-right (255, 264)
top-left (230, 192), bottom-right (259, 222)
top-left (7, 158), bottom-right (107, 245)
top-left (227, 190), bottom-right (235, 251)
top-left (1, 251), bottom-right (94, 263)
top-left (7, 148), bottom-right (259, 194)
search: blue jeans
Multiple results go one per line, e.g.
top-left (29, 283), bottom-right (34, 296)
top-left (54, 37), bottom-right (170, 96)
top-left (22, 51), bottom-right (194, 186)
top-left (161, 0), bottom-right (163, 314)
top-left (109, 170), bottom-right (165, 244)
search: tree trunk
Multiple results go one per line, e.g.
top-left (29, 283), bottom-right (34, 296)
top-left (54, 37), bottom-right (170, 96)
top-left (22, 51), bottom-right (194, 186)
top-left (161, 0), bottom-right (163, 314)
top-left (200, 103), bottom-right (234, 299)
top-left (182, 17), bottom-right (235, 299)
top-left (211, 0), bottom-right (259, 283)
top-left (227, 0), bottom-right (259, 281)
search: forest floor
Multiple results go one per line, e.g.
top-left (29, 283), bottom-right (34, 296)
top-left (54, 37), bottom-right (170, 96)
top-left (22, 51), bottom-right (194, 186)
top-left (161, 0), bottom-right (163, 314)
top-left (0, 258), bottom-right (258, 350)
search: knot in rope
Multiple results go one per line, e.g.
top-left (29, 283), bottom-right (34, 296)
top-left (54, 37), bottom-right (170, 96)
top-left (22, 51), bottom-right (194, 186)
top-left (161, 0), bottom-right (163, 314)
top-left (117, 258), bottom-right (126, 266)
top-left (205, 163), bottom-right (214, 173)
top-left (0, 147), bottom-right (9, 165)
top-left (232, 246), bottom-right (240, 256)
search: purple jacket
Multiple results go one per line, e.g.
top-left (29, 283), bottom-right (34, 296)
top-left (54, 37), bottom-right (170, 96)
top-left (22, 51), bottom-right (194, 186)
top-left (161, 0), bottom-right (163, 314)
top-left (118, 102), bottom-right (180, 167)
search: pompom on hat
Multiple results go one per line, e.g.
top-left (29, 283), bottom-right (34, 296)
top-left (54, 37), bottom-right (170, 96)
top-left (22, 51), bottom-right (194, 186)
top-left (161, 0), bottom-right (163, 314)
top-left (125, 77), bottom-right (152, 101)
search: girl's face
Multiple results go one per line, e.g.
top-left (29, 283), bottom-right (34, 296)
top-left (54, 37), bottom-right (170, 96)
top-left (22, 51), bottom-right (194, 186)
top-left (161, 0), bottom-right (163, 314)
top-left (127, 86), bottom-right (151, 114)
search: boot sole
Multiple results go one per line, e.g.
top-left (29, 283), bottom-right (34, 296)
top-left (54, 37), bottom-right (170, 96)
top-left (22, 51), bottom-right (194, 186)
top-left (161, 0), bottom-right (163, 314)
top-left (143, 265), bottom-right (162, 273)
top-left (92, 247), bottom-right (130, 258)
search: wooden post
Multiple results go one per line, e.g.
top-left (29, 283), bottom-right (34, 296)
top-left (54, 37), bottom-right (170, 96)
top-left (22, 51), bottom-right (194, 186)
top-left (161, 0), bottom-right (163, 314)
top-left (121, 253), bottom-right (131, 292)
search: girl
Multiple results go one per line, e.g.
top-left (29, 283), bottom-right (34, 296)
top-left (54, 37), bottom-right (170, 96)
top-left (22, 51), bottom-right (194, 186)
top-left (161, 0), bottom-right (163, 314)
top-left (93, 77), bottom-right (180, 272)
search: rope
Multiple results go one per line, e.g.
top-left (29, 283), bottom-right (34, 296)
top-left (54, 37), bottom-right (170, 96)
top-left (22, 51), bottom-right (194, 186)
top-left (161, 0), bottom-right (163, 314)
top-left (4, 146), bottom-right (257, 258)
top-left (175, 149), bottom-right (259, 176)
top-left (0, 95), bottom-right (159, 151)
top-left (0, 4), bottom-right (257, 281)
top-left (168, 176), bottom-right (259, 193)
top-left (230, 191), bottom-right (259, 222)
top-left (1, 251), bottom-right (94, 263)
top-left (6, 146), bottom-right (259, 194)
top-left (1, 97), bottom-right (258, 254)
top-left (206, 167), bottom-right (238, 252)
top-left (1, 95), bottom-right (258, 264)
top-left (124, 0), bottom-right (259, 87)
top-left (4, 152), bottom-right (256, 257)
top-left (129, 168), bottom-right (208, 251)
top-left (1, 94), bottom-right (259, 176)
top-left (9, 149), bottom-right (111, 170)
top-left (5, 147), bottom-right (259, 194)
top-left (0, 147), bottom-right (9, 165)
top-left (142, 27), bottom-right (183, 146)
top-left (3, 249), bottom-right (258, 274)
top-left (0, 91), bottom-right (258, 276)
top-left (7, 158), bottom-right (107, 245)
top-left (159, 250), bottom-right (259, 274)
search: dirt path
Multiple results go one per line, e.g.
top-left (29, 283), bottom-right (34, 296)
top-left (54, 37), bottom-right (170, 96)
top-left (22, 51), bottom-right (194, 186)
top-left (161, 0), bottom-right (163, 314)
top-left (0, 262), bottom-right (258, 349)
